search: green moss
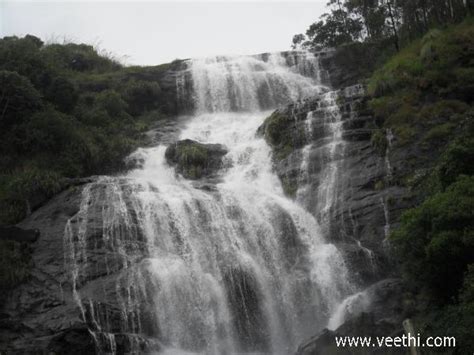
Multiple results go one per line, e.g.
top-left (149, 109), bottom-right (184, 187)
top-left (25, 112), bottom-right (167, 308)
top-left (264, 112), bottom-right (290, 146)
top-left (374, 180), bottom-right (385, 191)
top-left (263, 111), bottom-right (307, 161)
top-left (371, 129), bottom-right (388, 156)
top-left (178, 144), bottom-right (208, 167)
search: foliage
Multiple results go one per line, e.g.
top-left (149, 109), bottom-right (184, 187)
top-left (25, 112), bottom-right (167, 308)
top-left (367, 20), bottom-right (473, 148)
top-left (122, 80), bottom-right (162, 116)
top-left (371, 129), bottom-right (388, 156)
top-left (437, 135), bottom-right (474, 189)
top-left (0, 70), bottom-right (43, 128)
top-left (0, 35), bottom-right (172, 215)
top-left (292, 0), bottom-right (472, 52)
top-left (0, 34), bottom-right (175, 293)
top-left (45, 76), bottom-right (78, 113)
top-left (417, 266), bottom-right (474, 354)
top-left (391, 176), bottom-right (474, 303)
top-left (296, 9), bottom-right (364, 49)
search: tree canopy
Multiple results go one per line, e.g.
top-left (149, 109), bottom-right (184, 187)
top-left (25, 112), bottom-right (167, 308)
top-left (292, 0), bottom-right (472, 51)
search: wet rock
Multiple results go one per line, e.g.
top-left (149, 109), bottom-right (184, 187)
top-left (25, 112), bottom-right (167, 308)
top-left (296, 279), bottom-right (406, 355)
top-left (0, 179), bottom-right (162, 354)
top-left (0, 226), bottom-right (40, 243)
top-left (165, 139), bottom-right (228, 179)
top-left (47, 324), bottom-right (96, 355)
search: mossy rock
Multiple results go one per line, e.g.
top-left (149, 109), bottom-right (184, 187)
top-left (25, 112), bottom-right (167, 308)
top-left (371, 129), bottom-right (388, 156)
top-left (261, 111), bottom-right (307, 161)
top-left (165, 139), bottom-right (228, 180)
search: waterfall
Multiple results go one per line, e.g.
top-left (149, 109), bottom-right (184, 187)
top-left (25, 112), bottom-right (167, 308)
top-left (63, 51), bottom-right (354, 354)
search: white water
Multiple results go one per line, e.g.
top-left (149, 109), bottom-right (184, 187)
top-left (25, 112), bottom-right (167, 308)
top-left (63, 52), bottom-right (355, 354)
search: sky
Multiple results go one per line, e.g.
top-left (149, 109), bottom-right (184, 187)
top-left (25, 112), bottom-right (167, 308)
top-left (0, 1), bottom-right (327, 65)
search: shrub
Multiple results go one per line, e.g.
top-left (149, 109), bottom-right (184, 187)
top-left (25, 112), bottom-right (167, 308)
top-left (46, 76), bottom-right (78, 113)
top-left (96, 90), bottom-right (129, 118)
top-left (437, 136), bottom-right (474, 189)
top-left (391, 176), bottom-right (474, 303)
top-left (122, 80), bottom-right (161, 116)
top-left (0, 70), bottom-right (43, 128)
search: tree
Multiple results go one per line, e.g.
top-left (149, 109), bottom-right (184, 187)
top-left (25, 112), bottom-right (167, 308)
top-left (291, 0), bottom-right (471, 52)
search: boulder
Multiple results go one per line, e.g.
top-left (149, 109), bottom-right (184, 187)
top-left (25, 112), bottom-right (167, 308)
top-left (165, 139), bottom-right (228, 179)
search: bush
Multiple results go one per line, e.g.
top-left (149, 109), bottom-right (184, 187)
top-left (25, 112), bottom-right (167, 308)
top-left (95, 90), bottom-right (129, 118)
top-left (0, 70), bottom-right (43, 128)
top-left (437, 136), bottom-right (474, 189)
top-left (122, 80), bottom-right (161, 116)
top-left (46, 76), bottom-right (78, 113)
top-left (391, 176), bottom-right (474, 303)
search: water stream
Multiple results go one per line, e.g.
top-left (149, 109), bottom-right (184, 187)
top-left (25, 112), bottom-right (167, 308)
top-left (63, 52), bottom-right (356, 354)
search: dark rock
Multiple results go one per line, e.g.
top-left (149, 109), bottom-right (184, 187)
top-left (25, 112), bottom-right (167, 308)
top-left (165, 139), bottom-right (228, 180)
top-left (296, 279), bottom-right (406, 355)
top-left (0, 179), bottom-right (162, 354)
top-left (47, 324), bottom-right (96, 355)
top-left (0, 226), bottom-right (40, 243)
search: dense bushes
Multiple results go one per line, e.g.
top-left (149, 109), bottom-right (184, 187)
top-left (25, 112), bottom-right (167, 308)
top-left (392, 176), bottom-right (474, 302)
top-left (0, 35), bottom-right (173, 227)
top-left (0, 35), bottom-right (174, 293)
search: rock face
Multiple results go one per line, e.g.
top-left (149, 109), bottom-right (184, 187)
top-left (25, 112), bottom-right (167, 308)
top-left (296, 279), bottom-right (406, 355)
top-left (0, 226), bottom-right (40, 243)
top-left (165, 139), bottom-right (228, 179)
top-left (0, 179), bottom-right (165, 354)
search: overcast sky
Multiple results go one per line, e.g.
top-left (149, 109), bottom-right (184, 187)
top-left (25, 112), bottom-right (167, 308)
top-left (1, 1), bottom-right (327, 65)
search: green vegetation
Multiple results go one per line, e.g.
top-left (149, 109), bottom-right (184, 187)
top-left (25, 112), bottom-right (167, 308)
top-left (262, 111), bottom-right (307, 161)
top-left (368, 19), bottom-right (473, 150)
top-left (371, 129), bottom-right (388, 156)
top-left (171, 143), bottom-right (209, 180)
top-left (392, 176), bottom-right (474, 302)
top-left (0, 35), bottom-right (174, 225)
top-left (0, 35), bottom-right (176, 293)
top-left (372, 19), bottom-right (474, 353)
top-left (164, 140), bottom-right (227, 180)
top-left (292, 0), bottom-right (471, 52)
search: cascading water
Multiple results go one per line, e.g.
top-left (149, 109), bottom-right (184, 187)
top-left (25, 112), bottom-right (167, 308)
top-left (63, 52), bottom-right (354, 354)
